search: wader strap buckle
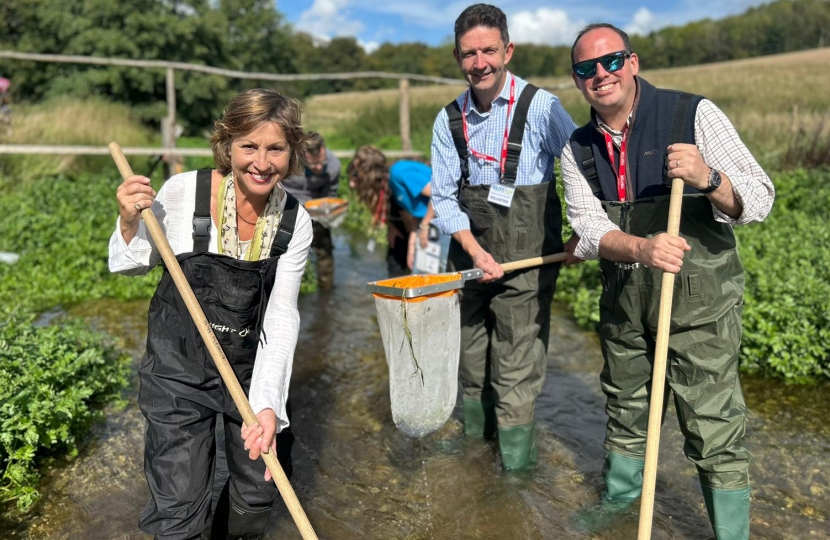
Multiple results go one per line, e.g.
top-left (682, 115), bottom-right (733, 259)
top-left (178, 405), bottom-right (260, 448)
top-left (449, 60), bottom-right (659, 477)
top-left (192, 216), bottom-right (212, 238)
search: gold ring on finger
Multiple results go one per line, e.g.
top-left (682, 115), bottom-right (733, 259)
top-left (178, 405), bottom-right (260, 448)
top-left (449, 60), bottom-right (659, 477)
top-left (676, 159), bottom-right (680, 168)
top-left (134, 202), bottom-right (142, 211)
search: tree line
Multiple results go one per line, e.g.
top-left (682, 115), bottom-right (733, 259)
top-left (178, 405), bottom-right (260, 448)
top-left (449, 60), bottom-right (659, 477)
top-left (1, 0), bottom-right (828, 132)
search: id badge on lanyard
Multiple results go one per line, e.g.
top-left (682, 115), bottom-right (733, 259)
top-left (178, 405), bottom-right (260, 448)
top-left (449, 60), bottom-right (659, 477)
top-left (463, 76), bottom-right (517, 209)
top-left (487, 182), bottom-right (515, 207)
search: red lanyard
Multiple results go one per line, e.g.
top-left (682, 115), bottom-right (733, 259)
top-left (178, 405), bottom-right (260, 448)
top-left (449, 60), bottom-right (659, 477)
top-left (371, 188), bottom-right (386, 228)
top-left (461, 75), bottom-right (516, 177)
top-left (603, 125), bottom-right (629, 201)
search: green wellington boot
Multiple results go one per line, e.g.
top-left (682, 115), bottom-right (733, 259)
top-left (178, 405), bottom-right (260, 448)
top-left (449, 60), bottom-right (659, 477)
top-left (462, 398), bottom-right (497, 439)
top-left (571, 452), bottom-right (644, 532)
top-left (497, 423), bottom-right (537, 471)
top-left (702, 485), bottom-right (750, 540)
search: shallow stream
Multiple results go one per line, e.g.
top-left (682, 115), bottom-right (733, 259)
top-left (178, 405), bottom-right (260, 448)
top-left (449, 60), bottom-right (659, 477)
top-left (5, 231), bottom-right (829, 539)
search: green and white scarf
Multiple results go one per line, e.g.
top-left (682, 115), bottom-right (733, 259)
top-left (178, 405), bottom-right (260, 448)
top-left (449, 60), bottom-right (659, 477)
top-left (216, 173), bottom-right (282, 261)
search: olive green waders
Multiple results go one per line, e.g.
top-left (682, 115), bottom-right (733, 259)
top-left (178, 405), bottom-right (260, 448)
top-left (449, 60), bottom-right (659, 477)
top-left (447, 180), bottom-right (563, 471)
top-left (596, 194), bottom-right (750, 539)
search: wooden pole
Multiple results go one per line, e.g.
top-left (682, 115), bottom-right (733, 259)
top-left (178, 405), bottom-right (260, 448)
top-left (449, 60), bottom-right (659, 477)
top-left (109, 143), bottom-right (319, 540)
top-left (637, 177), bottom-right (685, 540)
top-left (0, 50), bottom-right (464, 85)
top-left (399, 78), bottom-right (411, 152)
top-left (500, 252), bottom-right (568, 273)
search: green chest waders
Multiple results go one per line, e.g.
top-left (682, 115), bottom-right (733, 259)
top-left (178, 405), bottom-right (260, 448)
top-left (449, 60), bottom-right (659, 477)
top-left (446, 180), bottom-right (563, 470)
top-left (598, 194), bottom-right (750, 539)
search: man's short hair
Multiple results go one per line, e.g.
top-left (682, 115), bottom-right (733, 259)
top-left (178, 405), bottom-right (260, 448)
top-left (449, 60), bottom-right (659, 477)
top-left (454, 4), bottom-right (509, 51)
top-left (570, 23), bottom-right (633, 64)
top-left (306, 131), bottom-right (325, 155)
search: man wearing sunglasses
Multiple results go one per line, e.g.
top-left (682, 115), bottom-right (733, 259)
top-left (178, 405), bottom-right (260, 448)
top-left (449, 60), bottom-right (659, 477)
top-left (560, 24), bottom-right (774, 539)
top-left (431, 4), bottom-right (576, 470)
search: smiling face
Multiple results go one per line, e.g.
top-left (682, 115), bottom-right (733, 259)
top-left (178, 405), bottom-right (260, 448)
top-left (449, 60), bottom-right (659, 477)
top-left (230, 121), bottom-right (291, 201)
top-left (572, 28), bottom-right (639, 120)
top-left (454, 26), bottom-right (514, 104)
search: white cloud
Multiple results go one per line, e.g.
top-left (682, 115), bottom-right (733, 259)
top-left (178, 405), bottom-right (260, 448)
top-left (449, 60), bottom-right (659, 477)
top-left (296, 0), bottom-right (365, 39)
top-left (509, 8), bottom-right (586, 46)
top-left (624, 7), bottom-right (662, 36)
top-left (359, 39), bottom-right (380, 53)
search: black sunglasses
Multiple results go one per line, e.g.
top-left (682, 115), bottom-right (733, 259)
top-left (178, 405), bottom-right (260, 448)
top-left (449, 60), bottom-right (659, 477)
top-left (572, 51), bottom-right (631, 80)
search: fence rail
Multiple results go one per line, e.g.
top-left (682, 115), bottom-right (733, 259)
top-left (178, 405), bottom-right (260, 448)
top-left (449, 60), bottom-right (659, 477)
top-left (0, 51), bottom-right (463, 85)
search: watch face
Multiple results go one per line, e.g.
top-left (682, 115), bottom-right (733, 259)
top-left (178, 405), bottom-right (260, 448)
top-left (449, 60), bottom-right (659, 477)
top-left (703, 169), bottom-right (722, 193)
top-left (711, 170), bottom-right (722, 187)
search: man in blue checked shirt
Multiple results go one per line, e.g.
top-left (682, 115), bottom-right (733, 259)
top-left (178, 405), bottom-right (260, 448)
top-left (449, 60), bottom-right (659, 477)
top-left (431, 3), bottom-right (577, 470)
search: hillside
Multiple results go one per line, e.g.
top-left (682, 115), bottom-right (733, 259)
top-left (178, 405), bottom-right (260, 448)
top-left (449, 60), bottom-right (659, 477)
top-left (303, 47), bottom-right (830, 162)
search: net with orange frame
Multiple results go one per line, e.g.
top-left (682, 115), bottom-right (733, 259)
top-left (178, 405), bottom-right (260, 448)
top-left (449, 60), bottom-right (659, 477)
top-left (367, 272), bottom-right (465, 438)
top-left (304, 197), bottom-right (349, 228)
top-left (370, 273), bottom-right (462, 303)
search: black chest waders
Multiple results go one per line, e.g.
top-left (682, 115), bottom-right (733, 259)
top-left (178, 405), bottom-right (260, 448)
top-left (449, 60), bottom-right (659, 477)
top-left (443, 84), bottom-right (564, 470)
top-left (571, 81), bottom-right (750, 539)
top-left (138, 170), bottom-right (298, 540)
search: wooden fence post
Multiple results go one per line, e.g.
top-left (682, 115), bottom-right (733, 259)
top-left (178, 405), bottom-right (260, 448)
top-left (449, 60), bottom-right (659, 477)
top-left (165, 67), bottom-right (182, 177)
top-left (399, 78), bottom-right (411, 152)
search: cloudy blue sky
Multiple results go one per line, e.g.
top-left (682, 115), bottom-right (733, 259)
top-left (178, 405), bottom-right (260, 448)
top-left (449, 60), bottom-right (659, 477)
top-left (277, 0), bottom-right (775, 52)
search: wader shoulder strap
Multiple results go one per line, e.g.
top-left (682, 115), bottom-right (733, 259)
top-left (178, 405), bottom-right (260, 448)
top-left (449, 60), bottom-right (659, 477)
top-left (664, 92), bottom-right (694, 186)
top-left (502, 83), bottom-right (539, 184)
top-left (269, 192), bottom-right (300, 258)
top-left (192, 169), bottom-right (213, 252)
top-left (444, 99), bottom-right (469, 181)
top-left (570, 125), bottom-right (603, 198)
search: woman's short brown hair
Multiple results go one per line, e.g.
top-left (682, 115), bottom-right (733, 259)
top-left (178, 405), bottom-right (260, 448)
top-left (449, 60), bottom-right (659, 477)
top-left (347, 145), bottom-right (388, 210)
top-left (210, 88), bottom-right (307, 176)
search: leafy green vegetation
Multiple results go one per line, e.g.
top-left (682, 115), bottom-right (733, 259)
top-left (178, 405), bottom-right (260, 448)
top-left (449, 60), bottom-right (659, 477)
top-left (0, 173), bottom-right (162, 312)
top-left (0, 311), bottom-right (129, 512)
top-left (738, 169), bottom-right (830, 381)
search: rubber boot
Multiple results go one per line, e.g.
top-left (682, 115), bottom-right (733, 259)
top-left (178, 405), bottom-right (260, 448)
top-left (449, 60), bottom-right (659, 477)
top-left (497, 423), bottom-right (537, 471)
top-left (224, 486), bottom-right (273, 540)
top-left (462, 398), bottom-right (497, 439)
top-left (571, 452), bottom-right (644, 532)
top-left (702, 485), bottom-right (750, 540)
top-left (602, 451), bottom-right (644, 503)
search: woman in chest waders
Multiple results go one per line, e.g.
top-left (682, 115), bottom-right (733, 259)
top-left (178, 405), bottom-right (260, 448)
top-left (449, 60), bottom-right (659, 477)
top-left (109, 89), bottom-right (314, 540)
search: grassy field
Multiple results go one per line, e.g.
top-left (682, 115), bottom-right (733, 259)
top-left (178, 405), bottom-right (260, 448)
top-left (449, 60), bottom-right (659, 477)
top-left (303, 48), bottom-right (830, 170)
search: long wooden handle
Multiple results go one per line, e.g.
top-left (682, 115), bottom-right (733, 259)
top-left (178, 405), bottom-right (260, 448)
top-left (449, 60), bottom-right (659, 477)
top-left (637, 177), bottom-right (685, 540)
top-left (500, 251), bottom-right (568, 273)
top-left (109, 143), bottom-right (319, 540)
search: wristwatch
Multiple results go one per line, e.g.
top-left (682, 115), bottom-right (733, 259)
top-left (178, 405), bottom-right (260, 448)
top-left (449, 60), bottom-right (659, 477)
top-left (699, 168), bottom-right (722, 194)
